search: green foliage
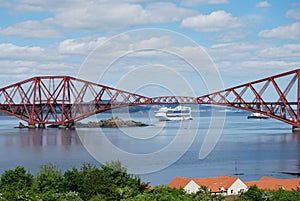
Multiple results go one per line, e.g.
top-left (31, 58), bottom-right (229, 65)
top-left (0, 163), bottom-right (299, 201)
top-left (235, 185), bottom-right (300, 201)
top-left (63, 163), bottom-right (117, 200)
top-left (192, 186), bottom-right (226, 201)
top-left (122, 186), bottom-right (192, 201)
top-left (104, 160), bottom-right (127, 173)
top-left (32, 163), bottom-right (65, 201)
top-left (273, 188), bottom-right (300, 201)
top-left (122, 185), bottom-right (226, 201)
top-left (63, 161), bottom-right (148, 200)
top-left (0, 166), bottom-right (34, 200)
top-left (0, 166), bottom-right (33, 191)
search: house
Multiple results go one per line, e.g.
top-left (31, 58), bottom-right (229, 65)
top-left (168, 175), bottom-right (248, 195)
top-left (245, 176), bottom-right (300, 191)
top-left (168, 176), bottom-right (191, 189)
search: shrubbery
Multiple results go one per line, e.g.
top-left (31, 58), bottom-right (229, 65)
top-left (0, 162), bottom-right (299, 201)
top-left (235, 185), bottom-right (300, 201)
top-left (0, 161), bottom-right (147, 201)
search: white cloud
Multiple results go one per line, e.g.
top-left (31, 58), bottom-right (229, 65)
top-left (256, 1), bottom-right (271, 8)
top-left (0, 60), bottom-right (78, 87)
top-left (181, 0), bottom-right (228, 6)
top-left (259, 22), bottom-right (300, 40)
top-left (0, 43), bottom-right (46, 59)
top-left (207, 40), bottom-right (300, 81)
top-left (0, 43), bottom-right (68, 64)
top-left (58, 36), bottom-right (107, 55)
top-left (211, 31), bottom-right (248, 42)
top-left (0, 19), bottom-right (62, 38)
top-left (3, 1), bottom-right (197, 34)
top-left (208, 42), bottom-right (260, 61)
top-left (0, 0), bottom-right (11, 8)
top-left (217, 60), bottom-right (299, 78)
top-left (257, 44), bottom-right (300, 59)
top-left (181, 10), bottom-right (244, 32)
top-left (133, 36), bottom-right (172, 49)
top-left (286, 9), bottom-right (300, 20)
top-left (48, 1), bottom-right (196, 31)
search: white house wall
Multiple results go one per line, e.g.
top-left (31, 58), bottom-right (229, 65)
top-left (227, 179), bottom-right (248, 195)
top-left (184, 180), bottom-right (200, 194)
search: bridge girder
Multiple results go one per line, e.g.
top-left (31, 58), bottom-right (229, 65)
top-left (0, 69), bottom-right (300, 126)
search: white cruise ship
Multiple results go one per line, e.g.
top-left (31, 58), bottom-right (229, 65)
top-left (154, 105), bottom-right (193, 121)
top-left (247, 112), bottom-right (269, 119)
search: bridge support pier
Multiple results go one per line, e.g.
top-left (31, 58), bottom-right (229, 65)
top-left (58, 124), bottom-right (67, 129)
top-left (38, 123), bottom-right (46, 129)
top-left (67, 122), bottom-right (75, 129)
top-left (292, 126), bottom-right (300, 132)
top-left (28, 123), bottom-right (36, 129)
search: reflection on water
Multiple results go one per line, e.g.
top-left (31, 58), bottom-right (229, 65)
top-left (18, 129), bottom-right (82, 146)
top-left (3, 129), bottom-right (81, 147)
top-left (0, 113), bottom-right (299, 185)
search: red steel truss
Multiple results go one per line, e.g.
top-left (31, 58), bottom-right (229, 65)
top-left (0, 76), bottom-right (151, 126)
top-left (0, 69), bottom-right (300, 126)
top-left (197, 69), bottom-right (300, 126)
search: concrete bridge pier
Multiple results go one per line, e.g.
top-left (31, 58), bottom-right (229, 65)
top-left (28, 123), bottom-right (36, 129)
top-left (67, 122), bottom-right (75, 129)
top-left (58, 124), bottom-right (67, 129)
top-left (292, 126), bottom-right (300, 132)
top-left (38, 123), bottom-right (46, 129)
top-left (58, 122), bottom-right (75, 129)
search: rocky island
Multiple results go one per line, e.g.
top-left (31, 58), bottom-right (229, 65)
top-left (76, 117), bottom-right (149, 128)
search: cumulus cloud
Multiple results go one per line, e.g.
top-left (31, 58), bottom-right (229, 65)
top-left (181, 10), bottom-right (244, 32)
top-left (0, 60), bottom-right (78, 87)
top-left (259, 22), bottom-right (300, 40)
top-left (133, 36), bottom-right (172, 49)
top-left (53, 2), bottom-right (196, 31)
top-left (0, 43), bottom-right (46, 59)
top-left (2, 1), bottom-right (197, 35)
top-left (286, 9), bottom-right (300, 20)
top-left (211, 31), bottom-right (248, 42)
top-left (256, 1), bottom-right (271, 8)
top-left (58, 36), bottom-right (107, 55)
top-left (0, 42), bottom-right (68, 67)
top-left (208, 42), bottom-right (261, 61)
top-left (207, 40), bottom-right (300, 81)
top-left (257, 44), bottom-right (300, 59)
top-left (181, 0), bottom-right (228, 6)
top-left (0, 19), bottom-right (62, 38)
top-left (217, 60), bottom-right (299, 79)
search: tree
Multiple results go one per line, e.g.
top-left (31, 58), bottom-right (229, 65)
top-left (0, 166), bottom-right (33, 191)
top-left (32, 163), bottom-right (65, 201)
top-left (101, 161), bottom-right (148, 199)
top-left (272, 188), bottom-right (300, 201)
top-left (0, 166), bottom-right (34, 200)
top-left (122, 186), bottom-right (196, 201)
top-left (63, 163), bottom-right (117, 200)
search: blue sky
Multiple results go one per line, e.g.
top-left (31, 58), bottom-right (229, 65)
top-left (0, 0), bottom-right (299, 96)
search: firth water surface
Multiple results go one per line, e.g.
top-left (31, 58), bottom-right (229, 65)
top-left (0, 111), bottom-right (299, 185)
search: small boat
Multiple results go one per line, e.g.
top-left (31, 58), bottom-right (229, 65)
top-left (155, 105), bottom-right (193, 121)
top-left (247, 112), bottom-right (269, 119)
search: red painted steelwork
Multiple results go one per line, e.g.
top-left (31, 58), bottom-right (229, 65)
top-left (196, 69), bottom-right (300, 126)
top-left (0, 76), bottom-right (151, 126)
top-left (0, 69), bottom-right (300, 126)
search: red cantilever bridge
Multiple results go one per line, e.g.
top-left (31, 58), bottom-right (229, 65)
top-left (1, 69), bottom-right (300, 129)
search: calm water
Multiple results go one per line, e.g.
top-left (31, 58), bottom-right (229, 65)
top-left (0, 111), bottom-right (299, 186)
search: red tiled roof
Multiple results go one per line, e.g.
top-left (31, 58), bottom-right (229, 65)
top-left (193, 175), bottom-right (239, 193)
top-left (168, 175), bottom-right (240, 193)
top-left (168, 176), bottom-right (191, 188)
top-left (245, 177), bottom-right (300, 191)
